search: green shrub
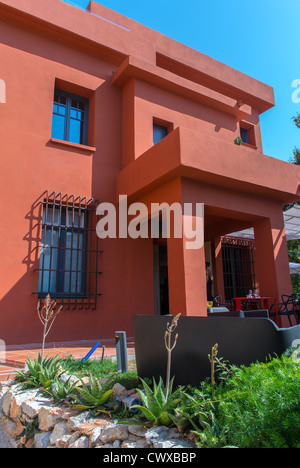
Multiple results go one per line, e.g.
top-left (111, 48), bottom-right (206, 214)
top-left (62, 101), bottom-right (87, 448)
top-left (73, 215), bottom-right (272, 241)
top-left (216, 354), bottom-right (300, 448)
top-left (182, 353), bottom-right (300, 448)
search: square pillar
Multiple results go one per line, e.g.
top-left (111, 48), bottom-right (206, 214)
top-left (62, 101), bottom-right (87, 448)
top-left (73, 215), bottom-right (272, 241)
top-left (253, 211), bottom-right (292, 323)
top-left (167, 210), bottom-right (207, 316)
top-left (211, 236), bottom-right (225, 303)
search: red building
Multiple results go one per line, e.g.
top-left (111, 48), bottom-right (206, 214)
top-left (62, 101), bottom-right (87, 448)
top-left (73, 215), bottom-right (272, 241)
top-left (0, 0), bottom-right (299, 345)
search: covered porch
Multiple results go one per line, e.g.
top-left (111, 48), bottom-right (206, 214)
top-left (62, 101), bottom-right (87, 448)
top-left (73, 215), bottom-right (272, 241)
top-left (117, 126), bottom-right (300, 327)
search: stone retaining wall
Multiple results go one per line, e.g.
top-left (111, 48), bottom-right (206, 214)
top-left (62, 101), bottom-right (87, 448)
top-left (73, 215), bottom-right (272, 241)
top-left (0, 380), bottom-right (195, 449)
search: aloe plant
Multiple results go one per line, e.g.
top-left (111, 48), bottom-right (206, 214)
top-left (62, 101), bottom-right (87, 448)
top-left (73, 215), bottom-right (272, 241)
top-left (46, 376), bottom-right (80, 403)
top-left (131, 377), bottom-right (183, 427)
top-left (16, 354), bottom-right (64, 389)
top-left (69, 373), bottom-right (115, 413)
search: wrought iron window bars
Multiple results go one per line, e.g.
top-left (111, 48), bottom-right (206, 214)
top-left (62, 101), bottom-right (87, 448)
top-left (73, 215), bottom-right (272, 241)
top-left (33, 191), bottom-right (102, 310)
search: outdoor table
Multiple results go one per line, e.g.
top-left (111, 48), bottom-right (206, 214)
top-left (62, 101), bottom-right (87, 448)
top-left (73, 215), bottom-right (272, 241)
top-left (234, 297), bottom-right (279, 325)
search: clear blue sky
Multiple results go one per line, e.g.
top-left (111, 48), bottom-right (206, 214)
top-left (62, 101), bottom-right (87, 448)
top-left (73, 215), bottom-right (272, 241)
top-left (63, 0), bottom-right (300, 163)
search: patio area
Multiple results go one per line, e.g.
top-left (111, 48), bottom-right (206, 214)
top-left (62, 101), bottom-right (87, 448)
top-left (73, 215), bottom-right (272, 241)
top-left (0, 339), bottom-right (136, 382)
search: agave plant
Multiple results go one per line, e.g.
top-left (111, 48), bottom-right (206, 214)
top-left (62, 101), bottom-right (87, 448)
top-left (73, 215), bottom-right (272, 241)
top-left (131, 377), bottom-right (183, 427)
top-left (46, 375), bottom-right (80, 403)
top-left (69, 373), bottom-right (115, 414)
top-left (16, 354), bottom-right (64, 389)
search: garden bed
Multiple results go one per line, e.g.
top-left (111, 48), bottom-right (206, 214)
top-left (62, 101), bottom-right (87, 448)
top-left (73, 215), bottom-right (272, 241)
top-left (0, 356), bottom-right (195, 449)
top-left (1, 343), bottom-right (300, 449)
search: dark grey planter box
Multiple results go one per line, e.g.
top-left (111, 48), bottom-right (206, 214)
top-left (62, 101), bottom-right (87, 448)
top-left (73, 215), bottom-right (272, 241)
top-left (134, 315), bottom-right (300, 387)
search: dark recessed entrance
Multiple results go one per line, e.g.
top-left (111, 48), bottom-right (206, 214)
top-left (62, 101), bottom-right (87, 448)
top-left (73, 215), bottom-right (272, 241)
top-left (153, 244), bottom-right (169, 315)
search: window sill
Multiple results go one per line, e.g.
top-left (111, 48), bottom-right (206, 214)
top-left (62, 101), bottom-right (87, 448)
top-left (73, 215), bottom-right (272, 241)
top-left (241, 142), bottom-right (257, 150)
top-left (49, 138), bottom-right (96, 154)
top-left (36, 293), bottom-right (97, 309)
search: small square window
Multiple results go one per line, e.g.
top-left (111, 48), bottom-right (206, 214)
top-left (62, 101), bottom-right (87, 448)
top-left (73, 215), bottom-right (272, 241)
top-left (239, 122), bottom-right (256, 147)
top-left (153, 123), bottom-right (169, 145)
top-left (51, 90), bottom-right (89, 145)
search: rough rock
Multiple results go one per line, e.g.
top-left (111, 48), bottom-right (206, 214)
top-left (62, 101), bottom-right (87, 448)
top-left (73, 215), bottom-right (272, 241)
top-left (89, 426), bottom-right (103, 447)
top-left (1, 416), bottom-right (18, 439)
top-left (69, 435), bottom-right (89, 448)
top-left (77, 418), bottom-right (108, 437)
top-left (112, 383), bottom-right (126, 397)
top-left (1, 385), bottom-right (23, 416)
top-left (34, 431), bottom-right (51, 449)
top-left (0, 417), bottom-right (16, 448)
top-left (99, 423), bottom-right (129, 444)
top-left (49, 422), bottom-right (70, 446)
top-left (145, 426), bottom-right (169, 444)
top-left (66, 411), bottom-right (91, 431)
top-left (21, 396), bottom-right (54, 420)
top-left (38, 405), bottom-right (64, 431)
top-left (122, 439), bottom-right (148, 448)
top-left (57, 432), bottom-right (81, 448)
top-left (128, 424), bottom-right (148, 438)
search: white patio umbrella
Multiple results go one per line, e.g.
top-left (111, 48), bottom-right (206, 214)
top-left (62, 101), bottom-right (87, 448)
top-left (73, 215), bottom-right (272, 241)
top-left (289, 262), bottom-right (300, 274)
top-left (226, 205), bottom-right (300, 275)
top-left (228, 205), bottom-right (300, 242)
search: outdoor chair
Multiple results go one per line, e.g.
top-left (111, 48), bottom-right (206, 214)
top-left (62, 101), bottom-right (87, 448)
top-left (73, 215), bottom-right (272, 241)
top-left (212, 295), bottom-right (235, 311)
top-left (269, 299), bottom-right (299, 327)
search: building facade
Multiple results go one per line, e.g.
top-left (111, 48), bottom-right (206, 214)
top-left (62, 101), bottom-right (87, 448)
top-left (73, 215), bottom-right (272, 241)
top-left (1, 0), bottom-right (300, 345)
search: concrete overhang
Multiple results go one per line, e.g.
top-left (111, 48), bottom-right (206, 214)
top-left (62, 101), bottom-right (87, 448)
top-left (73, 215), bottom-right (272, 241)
top-left (112, 56), bottom-right (252, 121)
top-left (117, 127), bottom-right (300, 205)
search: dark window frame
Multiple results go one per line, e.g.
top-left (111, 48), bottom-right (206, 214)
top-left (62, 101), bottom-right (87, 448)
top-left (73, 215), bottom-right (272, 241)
top-left (221, 237), bottom-right (256, 302)
top-left (239, 122), bottom-right (256, 147)
top-left (39, 206), bottom-right (88, 298)
top-left (52, 89), bottom-right (89, 146)
top-left (240, 127), bottom-right (249, 144)
top-left (35, 192), bottom-right (102, 310)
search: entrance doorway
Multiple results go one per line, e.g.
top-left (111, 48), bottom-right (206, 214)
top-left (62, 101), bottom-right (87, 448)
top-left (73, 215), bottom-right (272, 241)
top-left (153, 244), bottom-right (169, 315)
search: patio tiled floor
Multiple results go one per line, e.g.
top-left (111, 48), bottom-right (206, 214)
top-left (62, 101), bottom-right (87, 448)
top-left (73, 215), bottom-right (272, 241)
top-left (0, 339), bottom-right (135, 382)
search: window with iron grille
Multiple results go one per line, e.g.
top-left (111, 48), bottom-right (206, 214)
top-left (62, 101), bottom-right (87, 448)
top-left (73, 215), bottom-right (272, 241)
top-left (221, 237), bottom-right (256, 301)
top-left (35, 192), bottom-right (101, 310)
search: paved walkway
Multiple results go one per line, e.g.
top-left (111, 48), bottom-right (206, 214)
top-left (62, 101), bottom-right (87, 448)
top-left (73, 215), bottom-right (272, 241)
top-left (0, 339), bottom-right (135, 381)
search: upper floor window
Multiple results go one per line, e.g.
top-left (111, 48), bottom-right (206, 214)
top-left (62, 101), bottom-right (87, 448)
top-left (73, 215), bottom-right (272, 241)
top-left (240, 127), bottom-right (249, 144)
top-left (239, 122), bottom-right (256, 147)
top-left (153, 123), bottom-right (169, 145)
top-left (51, 90), bottom-right (89, 146)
